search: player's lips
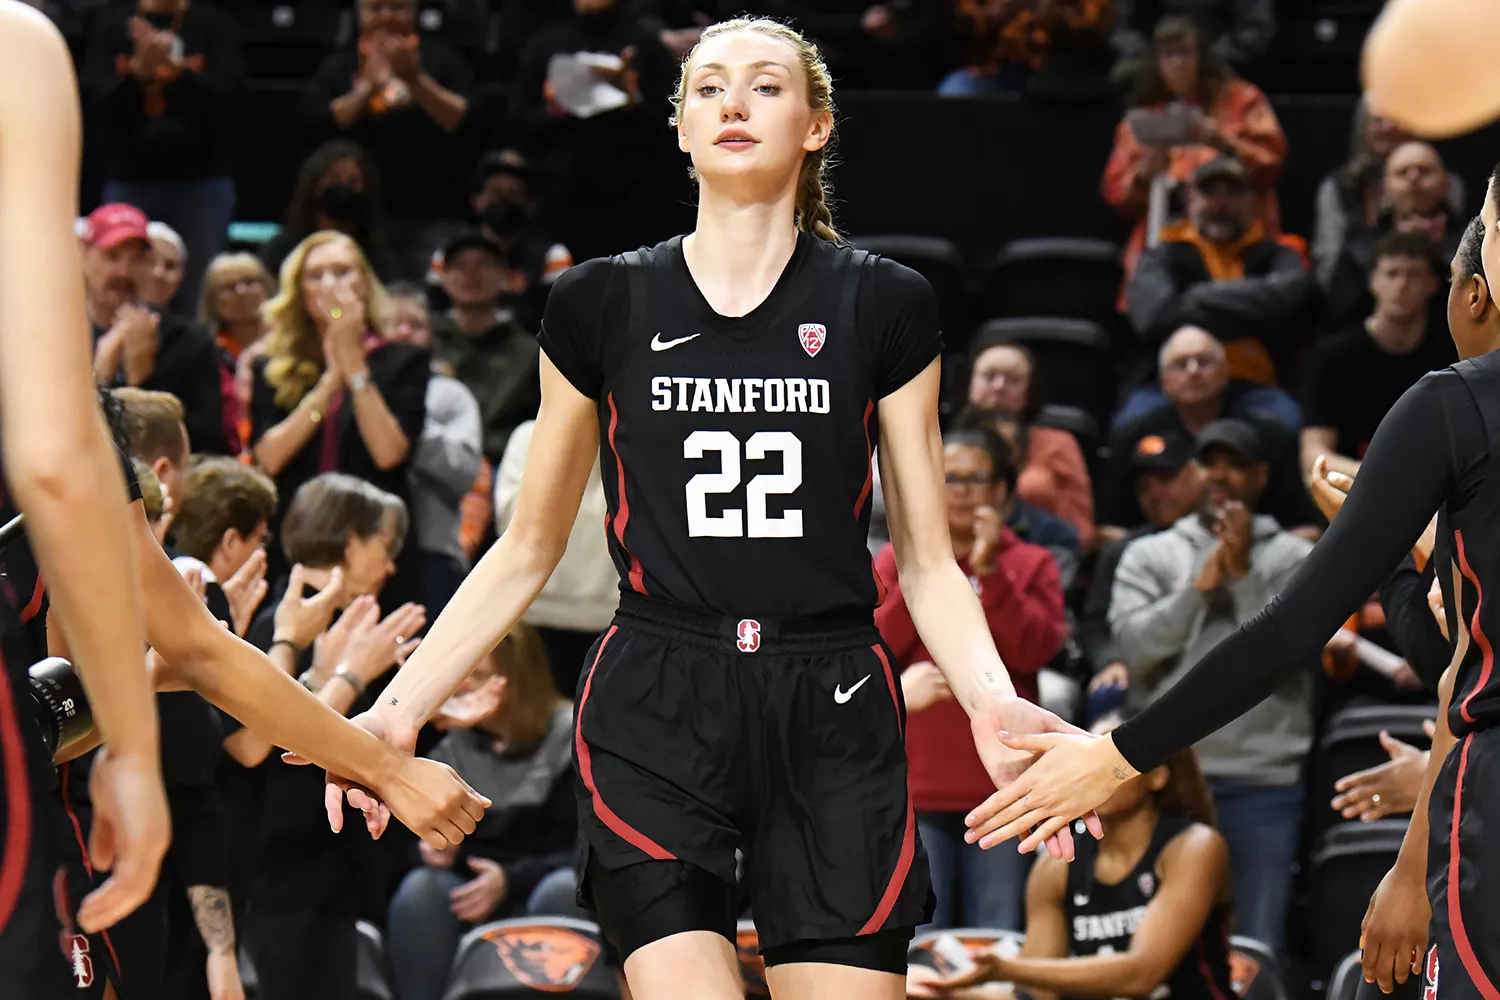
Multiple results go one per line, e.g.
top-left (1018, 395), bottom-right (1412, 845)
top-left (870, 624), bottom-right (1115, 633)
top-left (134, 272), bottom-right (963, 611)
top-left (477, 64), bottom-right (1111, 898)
top-left (714, 128), bottom-right (758, 147)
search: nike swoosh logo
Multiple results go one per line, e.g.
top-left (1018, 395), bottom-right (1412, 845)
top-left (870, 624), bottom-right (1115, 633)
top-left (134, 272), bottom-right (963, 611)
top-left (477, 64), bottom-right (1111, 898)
top-left (834, 674), bottom-right (871, 704)
top-left (651, 332), bottom-right (701, 352)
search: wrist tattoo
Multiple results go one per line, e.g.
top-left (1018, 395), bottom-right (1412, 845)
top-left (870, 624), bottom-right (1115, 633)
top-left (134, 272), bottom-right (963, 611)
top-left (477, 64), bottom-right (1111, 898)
top-left (1112, 766), bottom-right (1129, 781)
top-left (389, 696), bottom-right (399, 706)
top-left (187, 886), bottom-right (236, 953)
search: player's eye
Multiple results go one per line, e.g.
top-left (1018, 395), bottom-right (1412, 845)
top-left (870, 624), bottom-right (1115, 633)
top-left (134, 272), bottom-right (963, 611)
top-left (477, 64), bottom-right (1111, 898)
top-left (696, 84), bottom-right (722, 97)
top-left (756, 84), bottom-right (782, 96)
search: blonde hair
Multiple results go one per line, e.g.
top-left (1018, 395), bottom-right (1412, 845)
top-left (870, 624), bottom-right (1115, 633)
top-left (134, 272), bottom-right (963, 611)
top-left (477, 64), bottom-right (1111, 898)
top-left (670, 17), bottom-right (839, 243)
top-left (261, 232), bottom-right (394, 409)
top-left (476, 623), bottom-right (562, 749)
top-left (198, 252), bottom-right (276, 328)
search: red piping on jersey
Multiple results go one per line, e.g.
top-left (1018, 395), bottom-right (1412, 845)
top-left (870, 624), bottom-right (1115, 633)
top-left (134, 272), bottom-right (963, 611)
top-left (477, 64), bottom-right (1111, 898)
top-left (1455, 530), bottom-right (1493, 724)
top-left (1195, 940), bottom-right (1230, 1000)
top-left (0, 647), bottom-right (29, 935)
top-left (59, 764), bottom-right (123, 974)
top-left (605, 394), bottom-right (647, 594)
top-left (19, 575), bottom-right (43, 624)
top-left (860, 642), bottom-right (914, 934)
top-left (1448, 734), bottom-right (1500, 1000)
top-left (575, 626), bottom-right (675, 860)
top-left (853, 399), bottom-right (876, 518)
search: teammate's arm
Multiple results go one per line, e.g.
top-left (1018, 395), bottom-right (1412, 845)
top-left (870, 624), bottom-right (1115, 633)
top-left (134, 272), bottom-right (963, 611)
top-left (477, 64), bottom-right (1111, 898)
top-left (0, 4), bottom-right (167, 933)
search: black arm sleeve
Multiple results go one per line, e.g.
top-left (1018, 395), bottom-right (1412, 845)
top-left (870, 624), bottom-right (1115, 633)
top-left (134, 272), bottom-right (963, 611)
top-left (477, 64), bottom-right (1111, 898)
top-left (1380, 553), bottom-right (1449, 692)
top-left (1113, 371), bottom-right (1478, 772)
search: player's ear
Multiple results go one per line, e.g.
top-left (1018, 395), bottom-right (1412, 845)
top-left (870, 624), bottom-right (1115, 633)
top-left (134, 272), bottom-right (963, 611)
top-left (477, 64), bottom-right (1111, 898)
top-left (1471, 274), bottom-right (1493, 319)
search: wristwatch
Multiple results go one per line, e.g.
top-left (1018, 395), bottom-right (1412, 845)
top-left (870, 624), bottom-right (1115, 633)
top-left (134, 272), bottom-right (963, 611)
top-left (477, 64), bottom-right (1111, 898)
top-left (348, 371), bottom-right (372, 393)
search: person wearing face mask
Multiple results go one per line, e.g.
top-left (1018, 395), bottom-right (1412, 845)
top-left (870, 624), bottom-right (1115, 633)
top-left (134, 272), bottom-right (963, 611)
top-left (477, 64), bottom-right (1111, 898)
top-left (304, 0), bottom-right (473, 235)
top-left (261, 140), bottom-right (404, 282)
top-left (81, 0), bottom-right (243, 311)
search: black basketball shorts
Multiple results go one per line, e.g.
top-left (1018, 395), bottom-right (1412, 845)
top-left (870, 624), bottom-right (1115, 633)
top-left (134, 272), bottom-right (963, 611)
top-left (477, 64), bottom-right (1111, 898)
top-left (1425, 727), bottom-right (1500, 1000)
top-left (572, 593), bottom-right (934, 963)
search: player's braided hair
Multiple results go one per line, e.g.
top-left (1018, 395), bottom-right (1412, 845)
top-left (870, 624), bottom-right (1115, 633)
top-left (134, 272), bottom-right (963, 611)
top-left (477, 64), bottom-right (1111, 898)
top-left (670, 17), bottom-right (841, 244)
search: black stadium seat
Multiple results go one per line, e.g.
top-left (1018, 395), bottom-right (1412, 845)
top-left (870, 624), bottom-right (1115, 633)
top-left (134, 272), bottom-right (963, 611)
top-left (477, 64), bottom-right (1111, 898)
top-left (736, 919), bottom-right (770, 997)
top-left (970, 317), bottom-right (1116, 428)
top-left (1230, 936), bottom-right (1289, 1000)
top-left (854, 235), bottom-right (971, 350)
top-left (1309, 821), bottom-right (1407, 986)
top-left (443, 917), bottom-right (620, 1000)
top-left (982, 238), bottom-right (1123, 333)
top-left (1308, 704), bottom-right (1434, 842)
top-left (1329, 949), bottom-right (1364, 1000)
top-left (357, 921), bottom-right (393, 1000)
top-left (908, 928), bottom-right (1026, 977)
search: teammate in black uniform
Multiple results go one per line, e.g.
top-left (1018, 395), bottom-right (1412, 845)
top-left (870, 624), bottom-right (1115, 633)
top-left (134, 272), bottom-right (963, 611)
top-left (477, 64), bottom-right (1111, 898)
top-left (323, 16), bottom-right (1095, 1000)
top-left (967, 183), bottom-right (1500, 1000)
top-left (909, 710), bottom-right (1232, 1000)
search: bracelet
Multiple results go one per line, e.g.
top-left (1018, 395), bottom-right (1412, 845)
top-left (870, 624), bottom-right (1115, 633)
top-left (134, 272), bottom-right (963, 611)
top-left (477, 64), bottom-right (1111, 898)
top-left (332, 665), bottom-right (367, 699)
top-left (271, 638), bottom-right (300, 656)
top-left (297, 668), bottom-right (318, 691)
top-left (348, 371), bottom-right (372, 393)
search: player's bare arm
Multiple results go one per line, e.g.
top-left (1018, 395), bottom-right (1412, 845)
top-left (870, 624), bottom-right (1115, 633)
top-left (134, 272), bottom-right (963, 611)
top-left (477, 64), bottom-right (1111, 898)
top-left (0, 3), bottom-right (168, 933)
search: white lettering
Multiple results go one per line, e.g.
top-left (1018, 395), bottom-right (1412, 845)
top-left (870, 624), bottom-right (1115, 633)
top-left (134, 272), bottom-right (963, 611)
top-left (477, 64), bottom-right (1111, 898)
top-left (786, 377), bottom-right (808, 413)
top-left (809, 378), bottom-right (830, 414)
top-left (1073, 906), bottom-right (1149, 942)
top-left (651, 376), bottom-right (672, 411)
top-left (763, 378), bottom-right (786, 413)
top-left (673, 377), bottom-right (694, 412)
top-left (742, 378), bottom-right (763, 413)
top-left (690, 378), bottom-right (714, 412)
top-left (714, 378), bottom-right (742, 413)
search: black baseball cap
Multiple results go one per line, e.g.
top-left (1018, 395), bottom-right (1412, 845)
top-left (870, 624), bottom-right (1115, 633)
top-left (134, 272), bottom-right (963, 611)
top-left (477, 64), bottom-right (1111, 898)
top-left (1196, 418), bottom-right (1265, 464)
top-left (1131, 431), bottom-right (1195, 474)
top-left (1192, 155), bottom-right (1250, 190)
top-left (440, 230), bottom-right (504, 263)
top-left (470, 149), bottom-right (535, 195)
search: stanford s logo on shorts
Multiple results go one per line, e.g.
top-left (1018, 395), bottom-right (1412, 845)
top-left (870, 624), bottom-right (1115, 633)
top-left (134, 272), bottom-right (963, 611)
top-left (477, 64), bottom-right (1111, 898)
top-left (1425, 945), bottom-right (1439, 1000)
top-left (798, 323), bottom-right (826, 358)
top-left (51, 870), bottom-right (94, 988)
top-left (483, 924), bottom-right (601, 992)
top-left (736, 619), bottom-right (761, 653)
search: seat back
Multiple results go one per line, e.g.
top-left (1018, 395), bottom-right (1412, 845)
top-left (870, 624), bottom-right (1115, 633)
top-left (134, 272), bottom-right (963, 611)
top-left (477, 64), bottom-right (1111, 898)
top-left (855, 235), bottom-right (971, 350)
top-left (983, 238), bottom-right (1122, 333)
top-left (1328, 949), bottom-right (1364, 1000)
top-left (1308, 705), bottom-right (1434, 841)
top-left (735, 920), bottom-right (770, 997)
top-left (443, 917), bottom-right (620, 999)
top-left (1309, 823), bottom-right (1407, 983)
top-left (356, 921), bottom-right (393, 1000)
top-left (1230, 936), bottom-right (1288, 1000)
top-left (971, 317), bottom-right (1116, 427)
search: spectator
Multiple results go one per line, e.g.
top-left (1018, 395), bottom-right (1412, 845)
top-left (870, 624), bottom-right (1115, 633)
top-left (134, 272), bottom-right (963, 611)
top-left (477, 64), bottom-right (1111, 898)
top-left (1303, 232), bottom-right (1455, 481)
top-left (1081, 432), bottom-right (1204, 722)
top-left (1313, 100), bottom-right (1467, 284)
top-left (964, 338), bottom-right (1096, 551)
top-left (1113, 322), bottom-right (1300, 432)
top-left (199, 252), bottom-right (276, 454)
top-left (1102, 17), bottom-right (1285, 281)
top-left (1111, 0), bottom-right (1274, 68)
top-left (940, 0), bottom-right (1112, 96)
top-left (1126, 156), bottom-right (1320, 388)
top-left (386, 283), bottom-right (483, 616)
top-left (261, 140), bottom-right (403, 282)
top-left (426, 150), bottom-right (574, 333)
top-left (387, 624), bottom-right (578, 1000)
top-left (243, 473), bottom-right (421, 1000)
top-left (515, 0), bottom-right (687, 261)
top-left (495, 418), bottom-right (618, 696)
top-left (1100, 327), bottom-right (1317, 535)
top-left (430, 232), bottom-right (542, 465)
top-left (250, 232), bottom-right (429, 610)
top-left (303, 0), bottom-right (473, 232)
top-left (140, 220), bottom-right (187, 310)
top-left (82, 0), bottom-right (241, 308)
top-left (1109, 418), bottom-right (1314, 954)
top-left (1324, 142), bottom-right (1462, 331)
top-left (84, 203), bottom-right (231, 455)
top-left (171, 457), bottom-right (278, 638)
top-left (875, 424), bottom-right (1064, 931)
top-left (113, 387), bottom-right (190, 522)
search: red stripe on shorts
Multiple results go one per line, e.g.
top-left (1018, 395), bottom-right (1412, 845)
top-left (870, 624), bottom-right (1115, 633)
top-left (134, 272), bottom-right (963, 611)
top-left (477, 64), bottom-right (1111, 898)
top-left (575, 626), bottom-right (674, 860)
top-left (1448, 734), bottom-right (1500, 1000)
top-left (860, 642), bottom-right (915, 934)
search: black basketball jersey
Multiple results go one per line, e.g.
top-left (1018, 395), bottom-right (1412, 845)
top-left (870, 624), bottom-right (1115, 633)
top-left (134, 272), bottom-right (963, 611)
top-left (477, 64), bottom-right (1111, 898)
top-left (1066, 815), bottom-right (1233, 1000)
top-left (539, 233), bottom-right (942, 619)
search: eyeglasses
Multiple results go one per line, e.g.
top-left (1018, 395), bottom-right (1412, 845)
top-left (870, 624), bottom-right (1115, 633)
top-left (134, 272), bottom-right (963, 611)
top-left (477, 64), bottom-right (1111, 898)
top-left (945, 472), bottom-right (994, 487)
top-left (1163, 352), bottom-right (1220, 373)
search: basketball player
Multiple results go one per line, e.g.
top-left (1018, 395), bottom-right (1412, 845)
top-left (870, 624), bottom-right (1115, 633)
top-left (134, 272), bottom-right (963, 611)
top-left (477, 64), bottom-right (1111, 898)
top-left (965, 188), bottom-right (1500, 1000)
top-left (1362, 0), bottom-right (1500, 138)
top-left (307, 16), bottom-right (1098, 1000)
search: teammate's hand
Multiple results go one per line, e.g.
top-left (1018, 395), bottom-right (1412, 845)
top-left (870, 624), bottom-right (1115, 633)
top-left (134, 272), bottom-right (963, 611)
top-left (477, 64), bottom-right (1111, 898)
top-left (221, 548), bottom-right (268, 638)
top-left (969, 696), bottom-right (1105, 860)
top-left (272, 564), bottom-right (344, 650)
top-left (375, 755), bottom-right (490, 851)
top-left (450, 857), bottom-right (508, 923)
top-left (1332, 728), bottom-right (1432, 821)
top-left (965, 726), bottom-right (1127, 855)
top-left (78, 748), bottom-right (170, 933)
top-left (1361, 857), bottom-right (1429, 993)
top-left (205, 948), bottom-right (246, 1000)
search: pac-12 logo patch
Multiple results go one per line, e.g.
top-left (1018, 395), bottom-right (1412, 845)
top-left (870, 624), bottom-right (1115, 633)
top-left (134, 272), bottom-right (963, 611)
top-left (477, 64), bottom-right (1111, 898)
top-left (1425, 945), bottom-right (1440, 1000)
top-left (798, 323), bottom-right (826, 358)
top-left (736, 619), bottom-right (762, 653)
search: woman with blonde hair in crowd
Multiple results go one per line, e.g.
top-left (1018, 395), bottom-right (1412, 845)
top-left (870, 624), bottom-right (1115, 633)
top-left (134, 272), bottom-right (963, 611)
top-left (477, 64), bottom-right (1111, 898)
top-left (199, 251), bottom-right (276, 454)
top-left (249, 230), bottom-right (429, 608)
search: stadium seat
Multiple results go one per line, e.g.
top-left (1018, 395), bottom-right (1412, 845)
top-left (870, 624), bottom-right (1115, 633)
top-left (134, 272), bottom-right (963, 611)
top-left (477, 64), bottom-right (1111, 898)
top-left (854, 235), bottom-right (971, 349)
top-left (1230, 936), bottom-right (1289, 1000)
top-left (356, 921), bottom-right (393, 1000)
top-left (736, 919), bottom-right (770, 997)
top-left (981, 238), bottom-right (1123, 334)
top-left (1308, 705), bottom-right (1435, 842)
top-left (1309, 821), bottom-right (1407, 984)
top-left (908, 928), bottom-right (1026, 977)
top-left (1328, 949), bottom-right (1363, 1000)
top-left (241, 945), bottom-right (259, 999)
top-left (971, 317), bottom-right (1116, 428)
top-left (443, 917), bottom-right (620, 1000)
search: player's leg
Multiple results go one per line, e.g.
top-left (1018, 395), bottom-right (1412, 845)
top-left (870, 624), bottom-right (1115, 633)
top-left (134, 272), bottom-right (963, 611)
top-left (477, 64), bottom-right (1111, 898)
top-left (764, 933), bottom-right (912, 999)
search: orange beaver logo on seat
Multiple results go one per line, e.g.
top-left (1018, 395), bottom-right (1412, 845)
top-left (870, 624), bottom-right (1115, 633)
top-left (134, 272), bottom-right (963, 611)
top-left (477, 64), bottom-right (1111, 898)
top-left (483, 924), bottom-right (602, 993)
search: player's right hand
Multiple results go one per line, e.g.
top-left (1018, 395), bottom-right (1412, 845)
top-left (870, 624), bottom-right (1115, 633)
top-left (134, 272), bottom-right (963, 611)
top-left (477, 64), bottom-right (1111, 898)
top-left (1361, 858), bottom-right (1429, 993)
top-left (374, 755), bottom-right (490, 851)
top-left (78, 748), bottom-right (170, 933)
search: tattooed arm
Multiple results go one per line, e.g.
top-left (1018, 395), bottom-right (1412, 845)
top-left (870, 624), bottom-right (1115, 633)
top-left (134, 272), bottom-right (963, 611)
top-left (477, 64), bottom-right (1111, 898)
top-left (188, 886), bottom-right (245, 1000)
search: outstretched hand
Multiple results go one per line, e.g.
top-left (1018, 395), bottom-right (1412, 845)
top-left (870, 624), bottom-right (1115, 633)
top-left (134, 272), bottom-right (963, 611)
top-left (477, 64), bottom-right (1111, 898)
top-left (965, 728), bottom-right (1133, 855)
top-left (969, 697), bottom-right (1104, 860)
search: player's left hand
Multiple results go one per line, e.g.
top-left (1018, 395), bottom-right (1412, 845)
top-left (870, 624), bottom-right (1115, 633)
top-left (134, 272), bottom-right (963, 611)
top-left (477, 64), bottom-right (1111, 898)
top-left (283, 708), bottom-right (415, 838)
top-left (965, 727), bottom-right (1131, 855)
top-left (969, 697), bottom-right (1105, 860)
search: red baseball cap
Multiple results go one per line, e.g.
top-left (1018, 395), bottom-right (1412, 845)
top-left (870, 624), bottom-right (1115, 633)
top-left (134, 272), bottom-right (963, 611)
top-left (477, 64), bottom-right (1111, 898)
top-left (80, 203), bottom-right (150, 250)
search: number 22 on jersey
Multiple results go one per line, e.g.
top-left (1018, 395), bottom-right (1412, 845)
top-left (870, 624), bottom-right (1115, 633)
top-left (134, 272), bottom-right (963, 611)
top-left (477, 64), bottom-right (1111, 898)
top-left (684, 430), bottom-right (803, 539)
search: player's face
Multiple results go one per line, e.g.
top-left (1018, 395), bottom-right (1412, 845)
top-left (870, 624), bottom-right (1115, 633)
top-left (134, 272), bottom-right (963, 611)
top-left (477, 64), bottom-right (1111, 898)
top-left (678, 32), bottom-right (831, 191)
top-left (967, 345), bottom-right (1030, 414)
top-left (943, 444), bottom-right (999, 535)
top-left (1447, 244), bottom-right (1496, 361)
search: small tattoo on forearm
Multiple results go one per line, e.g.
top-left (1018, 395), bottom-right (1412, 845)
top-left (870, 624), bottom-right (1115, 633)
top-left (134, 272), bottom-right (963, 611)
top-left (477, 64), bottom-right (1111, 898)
top-left (984, 671), bottom-right (998, 686)
top-left (1112, 766), bottom-right (1128, 781)
top-left (389, 697), bottom-right (399, 706)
